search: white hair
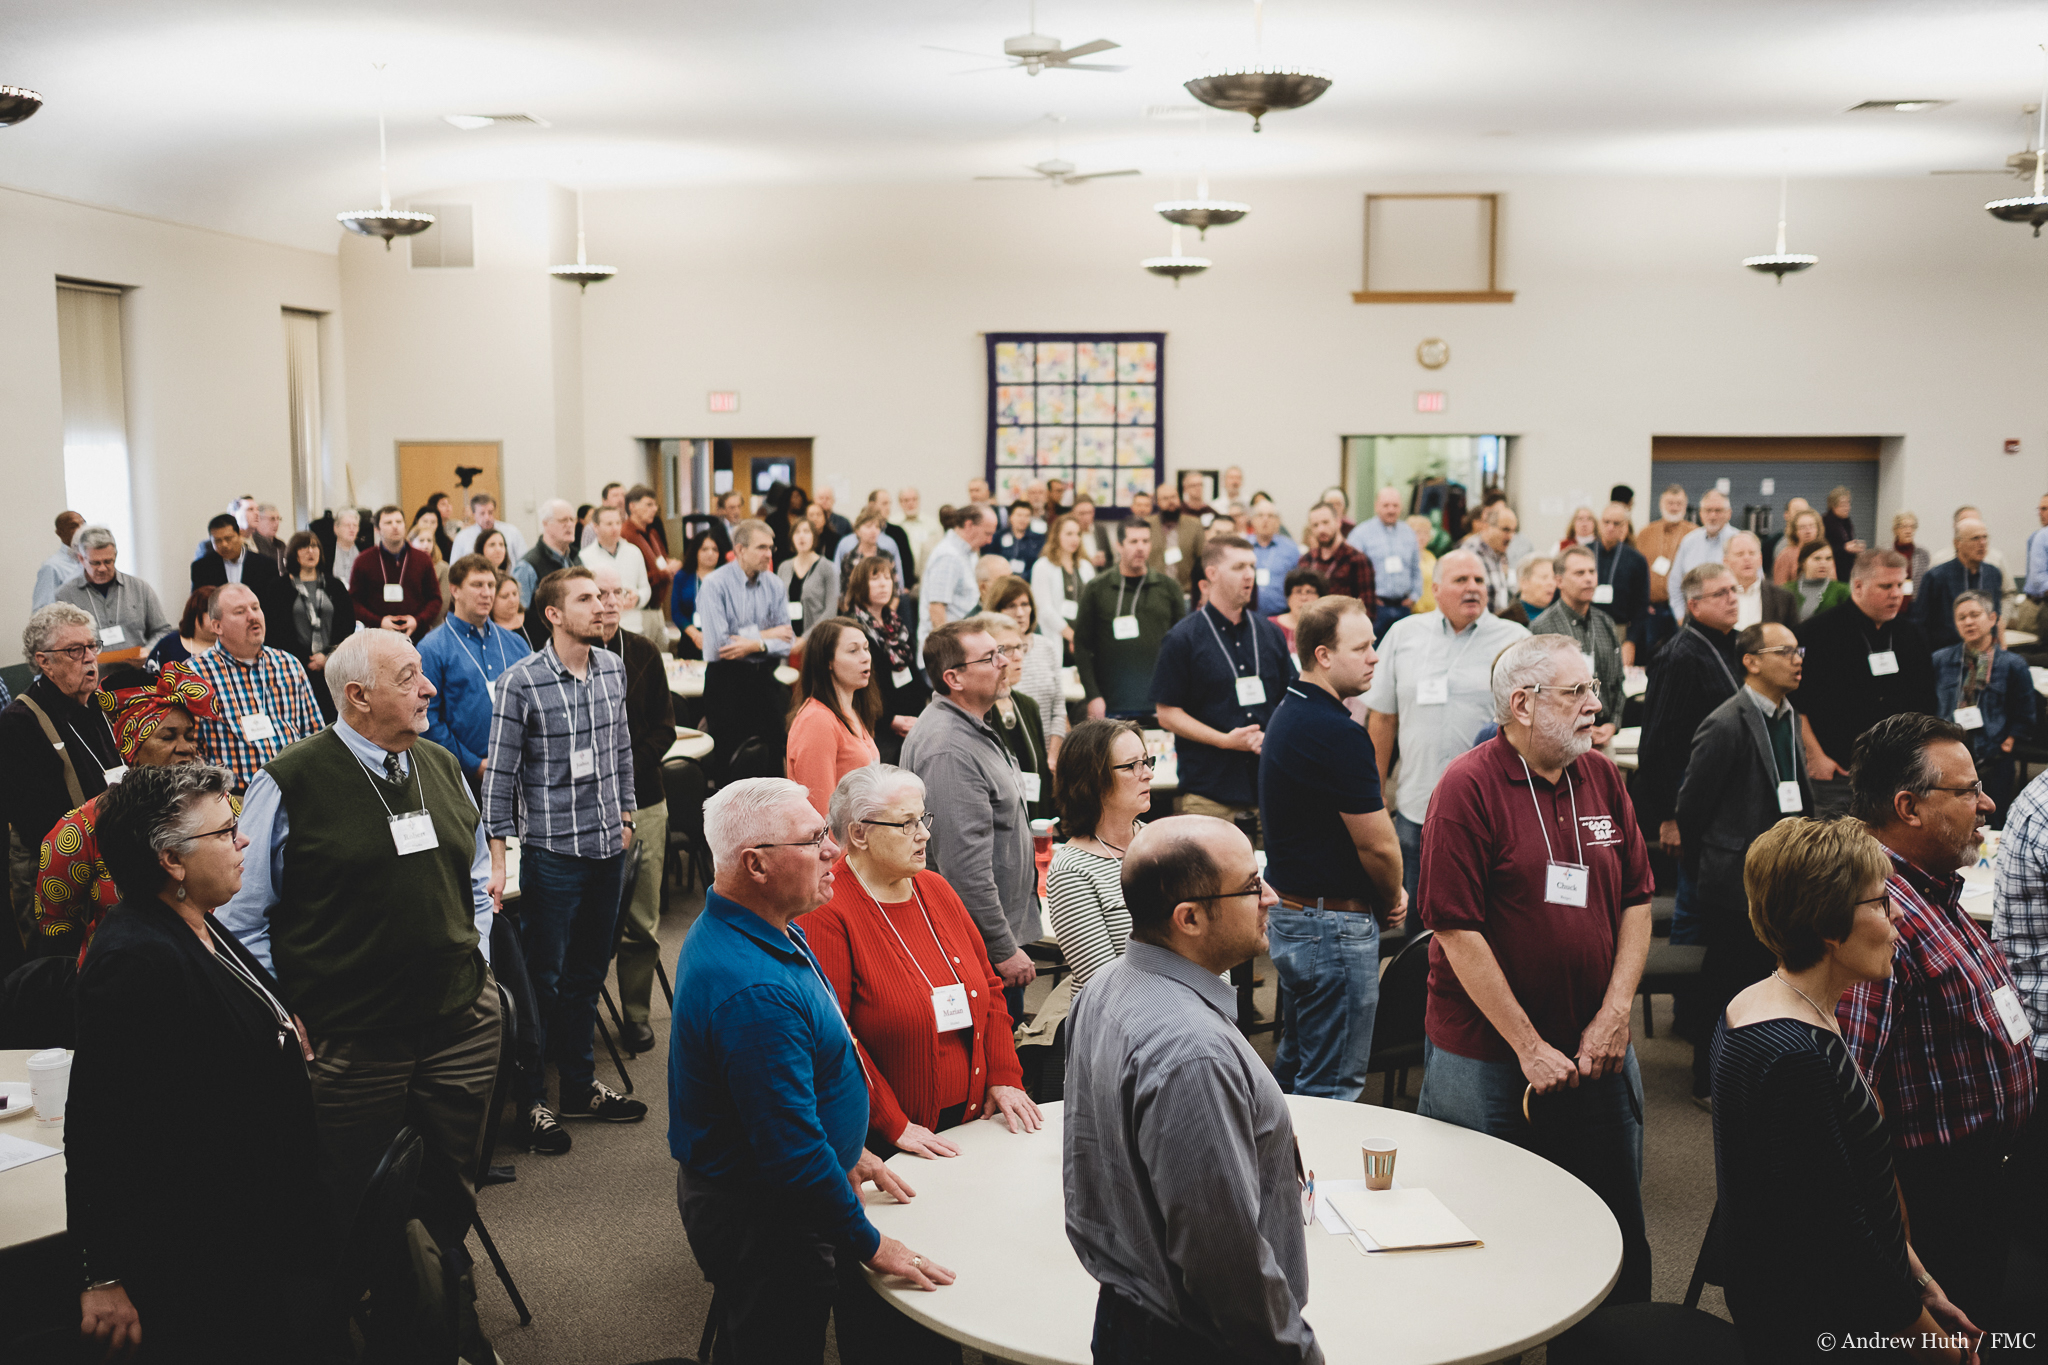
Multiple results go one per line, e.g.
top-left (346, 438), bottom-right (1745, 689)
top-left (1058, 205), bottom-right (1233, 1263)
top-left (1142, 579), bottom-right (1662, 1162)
top-left (324, 629), bottom-right (409, 702)
top-left (538, 497), bottom-right (575, 523)
top-left (704, 777), bottom-right (814, 867)
top-left (1490, 634), bottom-right (1585, 724)
top-left (23, 602), bottom-right (93, 664)
top-left (1726, 530), bottom-right (1761, 552)
top-left (76, 524), bottom-right (117, 553)
top-left (827, 764), bottom-right (926, 846)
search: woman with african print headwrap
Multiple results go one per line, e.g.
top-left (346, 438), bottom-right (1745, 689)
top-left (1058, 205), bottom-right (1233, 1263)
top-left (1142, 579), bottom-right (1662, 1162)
top-left (34, 662), bottom-right (228, 963)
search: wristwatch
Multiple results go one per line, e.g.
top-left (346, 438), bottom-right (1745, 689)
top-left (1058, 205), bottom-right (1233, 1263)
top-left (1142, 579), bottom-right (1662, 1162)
top-left (86, 1278), bottom-right (122, 1292)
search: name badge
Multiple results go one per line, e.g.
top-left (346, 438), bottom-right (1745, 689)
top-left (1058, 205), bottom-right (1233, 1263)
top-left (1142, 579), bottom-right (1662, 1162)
top-left (1384, 554), bottom-right (1405, 575)
top-left (1777, 780), bottom-right (1804, 814)
top-left (1061, 599), bottom-right (1079, 621)
top-left (1255, 568), bottom-right (1271, 587)
top-left (570, 747), bottom-right (596, 779)
top-left (1581, 650), bottom-right (1596, 672)
top-left (102, 765), bottom-right (128, 785)
top-left (1199, 512), bottom-right (1214, 528)
top-left (892, 667), bottom-right (912, 689)
top-left (239, 712), bottom-right (276, 743)
top-left (383, 582), bottom-right (404, 603)
top-left (1236, 675), bottom-right (1268, 707)
top-left (932, 983), bottom-right (973, 1033)
top-left (1991, 984), bottom-right (2034, 1045)
top-left (1592, 584), bottom-right (1614, 605)
top-left (1164, 544), bottom-right (1183, 566)
top-left (1901, 578), bottom-right (1915, 596)
top-left (1417, 676), bottom-right (1449, 706)
top-left (389, 811), bottom-right (437, 856)
top-left (1651, 555), bottom-right (1671, 577)
top-left (1954, 705), bottom-right (1985, 730)
top-left (1545, 861), bottom-right (1591, 908)
top-left (1009, 558), bottom-right (1026, 574)
top-left (1867, 650), bottom-right (1899, 676)
top-left (1112, 614), bottom-right (1140, 640)
top-left (1018, 771), bottom-right (1042, 803)
top-left (787, 600), bottom-right (805, 623)
top-left (98, 624), bottom-right (126, 647)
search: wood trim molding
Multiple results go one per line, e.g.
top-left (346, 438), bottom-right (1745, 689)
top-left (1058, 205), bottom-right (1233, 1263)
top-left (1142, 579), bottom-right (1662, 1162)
top-left (1352, 290), bottom-right (1517, 304)
top-left (1359, 192), bottom-right (1512, 305)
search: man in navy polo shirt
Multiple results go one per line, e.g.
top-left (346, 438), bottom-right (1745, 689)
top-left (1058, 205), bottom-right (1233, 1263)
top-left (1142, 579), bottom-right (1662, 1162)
top-left (1416, 634), bottom-right (1655, 1304)
top-left (670, 777), bottom-right (952, 1360)
top-left (1259, 595), bottom-right (1408, 1100)
top-left (1151, 536), bottom-right (1293, 833)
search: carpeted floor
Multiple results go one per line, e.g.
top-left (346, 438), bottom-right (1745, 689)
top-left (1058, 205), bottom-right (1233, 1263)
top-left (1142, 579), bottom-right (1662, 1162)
top-left (472, 890), bottom-right (1723, 1365)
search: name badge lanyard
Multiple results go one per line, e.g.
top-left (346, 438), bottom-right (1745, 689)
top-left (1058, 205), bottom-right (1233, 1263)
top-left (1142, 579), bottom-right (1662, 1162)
top-left (1762, 703), bottom-right (1805, 813)
top-left (558, 655), bottom-right (600, 781)
top-left (456, 622), bottom-right (505, 695)
top-left (204, 923), bottom-right (298, 1050)
top-left (348, 747), bottom-right (439, 855)
top-left (64, 710), bottom-right (124, 780)
top-left (854, 871), bottom-right (974, 1033)
top-left (795, 935), bottom-right (883, 1089)
top-left (1421, 618), bottom-right (1484, 702)
top-left (1199, 606), bottom-right (1265, 709)
top-left (1682, 623), bottom-right (1740, 693)
top-left (1518, 753), bottom-right (1590, 906)
top-left (1114, 575), bottom-right (1147, 620)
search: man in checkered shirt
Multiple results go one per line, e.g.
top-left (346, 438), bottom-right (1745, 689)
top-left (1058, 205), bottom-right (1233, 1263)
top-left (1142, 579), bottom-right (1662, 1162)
top-left (188, 584), bottom-right (323, 792)
top-left (1842, 713), bottom-right (2036, 1329)
top-left (1992, 762), bottom-right (2048, 1317)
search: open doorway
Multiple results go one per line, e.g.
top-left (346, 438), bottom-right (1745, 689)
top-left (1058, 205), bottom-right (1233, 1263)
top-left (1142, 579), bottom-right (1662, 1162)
top-left (1341, 434), bottom-right (1509, 542)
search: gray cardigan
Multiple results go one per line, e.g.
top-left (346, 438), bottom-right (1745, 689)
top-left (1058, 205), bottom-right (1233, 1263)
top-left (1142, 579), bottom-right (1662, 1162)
top-left (776, 555), bottom-right (841, 636)
top-left (900, 696), bottom-right (1040, 963)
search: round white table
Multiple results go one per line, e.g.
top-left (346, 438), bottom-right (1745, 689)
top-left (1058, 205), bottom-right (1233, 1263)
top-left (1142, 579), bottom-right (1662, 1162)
top-left (667, 659), bottom-right (798, 698)
top-left (667, 727), bottom-right (715, 763)
top-left (0, 1048), bottom-right (67, 1255)
top-left (1961, 862), bottom-right (1996, 925)
top-left (863, 1096), bottom-right (1623, 1365)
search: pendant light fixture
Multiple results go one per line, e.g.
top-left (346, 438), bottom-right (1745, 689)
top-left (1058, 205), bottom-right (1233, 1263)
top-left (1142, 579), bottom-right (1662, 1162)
top-left (336, 65), bottom-right (435, 250)
top-left (1141, 224), bottom-right (1210, 285)
top-left (1987, 48), bottom-right (2048, 236)
top-left (1185, 0), bottom-right (1330, 133)
top-left (550, 188), bottom-right (618, 291)
top-left (1155, 114), bottom-right (1250, 238)
top-left (1742, 173), bottom-right (1818, 282)
top-left (0, 85), bottom-right (43, 127)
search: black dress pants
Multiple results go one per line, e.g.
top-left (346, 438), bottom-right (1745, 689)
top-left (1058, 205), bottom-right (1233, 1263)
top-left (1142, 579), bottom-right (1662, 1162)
top-left (1893, 1130), bottom-right (2014, 1329)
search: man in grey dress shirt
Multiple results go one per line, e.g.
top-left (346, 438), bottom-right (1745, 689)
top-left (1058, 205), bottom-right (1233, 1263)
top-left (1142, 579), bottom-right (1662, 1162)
top-left (1064, 815), bottom-right (1320, 1365)
top-left (54, 526), bottom-right (176, 657)
top-left (696, 519), bottom-right (795, 777)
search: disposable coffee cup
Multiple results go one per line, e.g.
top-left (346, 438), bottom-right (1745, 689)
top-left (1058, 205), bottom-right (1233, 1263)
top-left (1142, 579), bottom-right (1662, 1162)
top-left (26, 1048), bottom-right (72, 1128)
top-left (1361, 1136), bottom-right (1397, 1191)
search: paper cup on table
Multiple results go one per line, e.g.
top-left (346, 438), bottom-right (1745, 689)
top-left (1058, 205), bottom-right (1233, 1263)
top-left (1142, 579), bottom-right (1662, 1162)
top-left (26, 1048), bottom-right (72, 1127)
top-left (1361, 1136), bottom-right (1397, 1191)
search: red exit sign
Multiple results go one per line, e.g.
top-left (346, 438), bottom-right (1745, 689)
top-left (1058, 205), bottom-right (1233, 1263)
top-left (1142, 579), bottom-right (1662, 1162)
top-left (1415, 391), bottom-right (1446, 413)
top-left (708, 391), bottom-right (740, 413)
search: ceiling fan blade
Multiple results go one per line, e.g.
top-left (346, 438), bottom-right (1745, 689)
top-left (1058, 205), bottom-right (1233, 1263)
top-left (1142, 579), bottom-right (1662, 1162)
top-left (1067, 169), bottom-right (1142, 181)
top-left (951, 64), bottom-right (1022, 74)
top-left (1056, 62), bottom-right (1130, 72)
top-left (1930, 168), bottom-right (2015, 175)
top-left (974, 174), bottom-right (1048, 180)
top-left (1056, 38), bottom-right (1122, 59)
top-left (922, 44), bottom-right (1007, 59)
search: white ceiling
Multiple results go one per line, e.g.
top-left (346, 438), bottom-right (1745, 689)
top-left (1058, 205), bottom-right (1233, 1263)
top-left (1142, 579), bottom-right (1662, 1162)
top-left (2, 0), bottom-right (2045, 251)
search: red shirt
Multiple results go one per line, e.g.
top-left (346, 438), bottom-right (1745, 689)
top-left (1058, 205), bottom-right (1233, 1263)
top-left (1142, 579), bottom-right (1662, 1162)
top-left (1419, 734), bottom-right (1655, 1062)
top-left (805, 862), bottom-right (1025, 1142)
top-left (348, 543), bottom-right (443, 637)
top-left (1299, 540), bottom-right (1377, 608)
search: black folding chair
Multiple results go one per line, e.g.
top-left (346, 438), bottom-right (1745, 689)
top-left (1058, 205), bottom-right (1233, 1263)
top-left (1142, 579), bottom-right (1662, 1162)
top-left (329, 1125), bottom-right (425, 1341)
top-left (1548, 1206), bottom-right (1738, 1364)
top-left (472, 981), bottom-right (532, 1326)
top-left (1365, 929), bottom-right (1434, 1105)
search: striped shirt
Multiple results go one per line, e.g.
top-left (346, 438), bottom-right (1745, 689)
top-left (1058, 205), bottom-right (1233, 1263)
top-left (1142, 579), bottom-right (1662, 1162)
top-left (482, 641), bottom-right (635, 858)
top-left (1045, 839), bottom-right (1134, 989)
top-left (696, 560), bottom-right (793, 660)
top-left (1839, 847), bottom-right (2037, 1148)
top-left (189, 645), bottom-right (324, 790)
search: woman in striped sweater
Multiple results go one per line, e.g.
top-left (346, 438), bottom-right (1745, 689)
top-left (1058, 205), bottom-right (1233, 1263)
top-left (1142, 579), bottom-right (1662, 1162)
top-left (805, 764), bottom-right (1042, 1163)
top-left (1044, 719), bottom-right (1152, 990)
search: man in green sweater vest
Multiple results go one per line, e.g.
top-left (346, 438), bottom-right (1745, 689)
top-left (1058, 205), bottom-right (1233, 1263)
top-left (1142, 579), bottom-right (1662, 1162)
top-left (1074, 520), bottom-right (1187, 720)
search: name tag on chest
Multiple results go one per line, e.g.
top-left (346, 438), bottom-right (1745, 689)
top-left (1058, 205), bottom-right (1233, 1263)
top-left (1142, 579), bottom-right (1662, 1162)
top-left (787, 600), bottom-right (805, 623)
top-left (1651, 556), bottom-right (1672, 577)
top-left (1255, 568), bottom-right (1271, 587)
top-left (1417, 676), bottom-right (1449, 706)
top-left (1164, 545), bottom-right (1183, 566)
top-left (570, 747), bottom-right (596, 779)
top-left (1235, 675), bottom-right (1268, 707)
top-left (1112, 614), bottom-right (1140, 640)
top-left (892, 667), bottom-right (912, 689)
top-left (1954, 705), bottom-right (1984, 730)
top-left (1384, 554), bottom-right (1405, 575)
top-left (102, 764), bottom-right (128, 785)
top-left (99, 624), bottom-right (126, 646)
top-left (1777, 780), bottom-right (1804, 814)
top-left (1061, 599), bottom-right (1079, 620)
top-left (1545, 861), bottom-right (1590, 908)
top-left (1592, 584), bottom-right (1614, 605)
top-left (932, 983), bottom-right (973, 1032)
top-left (1867, 650), bottom-right (1899, 676)
top-left (239, 712), bottom-right (276, 743)
top-left (1991, 984), bottom-right (2033, 1045)
top-left (1018, 771), bottom-right (1042, 803)
top-left (383, 583), bottom-right (404, 603)
top-left (389, 811), bottom-right (437, 856)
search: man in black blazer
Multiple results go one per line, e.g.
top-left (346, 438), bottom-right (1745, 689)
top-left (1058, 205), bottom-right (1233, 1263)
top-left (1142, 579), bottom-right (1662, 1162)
top-left (1674, 619), bottom-right (1815, 1103)
top-left (190, 513), bottom-right (283, 599)
top-left (1727, 531), bottom-right (1800, 628)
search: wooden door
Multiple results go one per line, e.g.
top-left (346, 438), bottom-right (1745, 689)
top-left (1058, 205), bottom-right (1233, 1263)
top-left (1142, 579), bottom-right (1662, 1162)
top-left (397, 442), bottom-right (502, 522)
top-left (728, 438), bottom-right (812, 511)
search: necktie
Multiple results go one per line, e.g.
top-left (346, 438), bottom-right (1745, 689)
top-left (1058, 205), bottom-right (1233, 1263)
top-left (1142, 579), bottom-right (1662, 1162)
top-left (384, 752), bottom-right (403, 785)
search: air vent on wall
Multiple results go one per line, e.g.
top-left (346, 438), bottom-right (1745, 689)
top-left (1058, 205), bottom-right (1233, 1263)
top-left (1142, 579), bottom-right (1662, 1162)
top-left (444, 113), bottom-right (551, 129)
top-left (409, 204), bottom-right (474, 268)
top-left (1846, 99), bottom-right (1951, 112)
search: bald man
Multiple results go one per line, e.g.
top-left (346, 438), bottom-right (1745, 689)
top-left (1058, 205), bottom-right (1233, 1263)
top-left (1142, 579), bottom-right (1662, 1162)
top-left (1916, 518), bottom-right (2003, 651)
top-left (1348, 486), bottom-right (1421, 636)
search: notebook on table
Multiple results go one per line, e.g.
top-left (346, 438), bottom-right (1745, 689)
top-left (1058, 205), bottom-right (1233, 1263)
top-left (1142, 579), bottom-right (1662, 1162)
top-left (1325, 1188), bottom-right (1482, 1252)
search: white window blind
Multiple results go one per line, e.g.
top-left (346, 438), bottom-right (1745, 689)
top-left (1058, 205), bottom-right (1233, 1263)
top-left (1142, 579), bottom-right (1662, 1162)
top-left (55, 281), bottom-right (135, 559)
top-left (283, 309), bottom-right (324, 528)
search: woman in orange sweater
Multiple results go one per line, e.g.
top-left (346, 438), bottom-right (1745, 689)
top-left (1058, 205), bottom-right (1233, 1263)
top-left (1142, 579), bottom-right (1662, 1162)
top-left (785, 616), bottom-right (882, 814)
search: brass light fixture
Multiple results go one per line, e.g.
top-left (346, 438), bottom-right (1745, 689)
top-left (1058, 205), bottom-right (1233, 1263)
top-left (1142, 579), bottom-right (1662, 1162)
top-left (0, 85), bottom-right (42, 127)
top-left (336, 66), bottom-right (435, 250)
top-left (1184, 0), bottom-right (1330, 132)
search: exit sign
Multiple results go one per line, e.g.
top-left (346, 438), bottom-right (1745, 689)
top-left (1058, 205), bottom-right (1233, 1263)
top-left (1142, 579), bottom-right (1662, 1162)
top-left (708, 391), bottom-right (740, 413)
top-left (1416, 391), bottom-right (1447, 413)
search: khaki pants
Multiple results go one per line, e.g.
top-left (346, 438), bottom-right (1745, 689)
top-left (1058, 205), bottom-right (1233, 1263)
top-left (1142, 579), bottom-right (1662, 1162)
top-left (308, 977), bottom-right (502, 1249)
top-left (1178, 792), bottom-right (1262, 848)
top-left (616, 799), bottom-right (669, 1026)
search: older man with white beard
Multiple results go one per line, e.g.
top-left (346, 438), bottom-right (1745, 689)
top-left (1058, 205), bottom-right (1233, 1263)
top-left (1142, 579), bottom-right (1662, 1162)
top-left (1415, 634), bottom-right (1655, 1305)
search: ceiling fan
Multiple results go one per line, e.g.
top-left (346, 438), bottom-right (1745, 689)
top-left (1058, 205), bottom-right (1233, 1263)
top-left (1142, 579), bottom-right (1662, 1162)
top-left (1931, 103), bottom-right (2040, 177)
top-left (925, 2), bottom-right (1126, 77)
top-left (974, 115), bottom-right (1139, 186)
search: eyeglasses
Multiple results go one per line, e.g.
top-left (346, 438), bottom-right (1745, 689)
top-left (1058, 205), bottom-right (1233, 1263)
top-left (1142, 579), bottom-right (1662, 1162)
top-left (37, 643), bottom-right (97, 663)
top-left (863, 813), bottom-right (935, 833)
top-left (1525, 681), bottom-right (1602, 702)
top-left (1929, 782), bottom-right (1987, 800)
top-left (1752, 645), bottom-right (1807, 659)
top-left (1692, 586), bottom-right (1739, 603)
top-left (749, 829), bottom-right (832, 852)
top-left (1112, 757), bottom-right (1158, 775)
top-left (177, 819), bottom-right (240, 845)
top-left (960, 651), bottom-right (1005, 670)
top-left (991, 643), bottom-right (1026, 661)
top-left (1852, 893), bottom-right (1892, 911)
top-left (1186, 881), bottom-right (1266, 903)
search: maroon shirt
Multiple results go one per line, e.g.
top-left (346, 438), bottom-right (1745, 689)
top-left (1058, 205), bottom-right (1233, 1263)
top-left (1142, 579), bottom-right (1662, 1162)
top-left (1419, 733), bottom-right (1655, 1063)
top-left (348, 543), bottom-right (443, 638)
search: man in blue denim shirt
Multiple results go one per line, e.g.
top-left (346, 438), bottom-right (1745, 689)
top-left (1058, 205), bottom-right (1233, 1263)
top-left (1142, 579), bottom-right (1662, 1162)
top-left (1347, 487), bottom-right (1421, 638)
top-left (419, 554), bottom-right (530, 788)
top-left (671, 777), bottom-right (953, 1362)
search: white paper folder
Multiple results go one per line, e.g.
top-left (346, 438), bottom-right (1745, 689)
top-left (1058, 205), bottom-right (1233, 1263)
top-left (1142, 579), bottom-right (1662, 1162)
top-left (1326, 1188), bottom-right (1482, 1252)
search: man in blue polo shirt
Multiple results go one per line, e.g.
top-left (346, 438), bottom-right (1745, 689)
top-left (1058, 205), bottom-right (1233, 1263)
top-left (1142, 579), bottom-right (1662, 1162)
top-left (420, 554), bottom-right (531, 790)
top-left (670, 777), bottom-right (952, 1361)
top-left (1151, 536), bottom-right (1293, 832)
top-left (1260, 595), bottom-right (1407, 1100)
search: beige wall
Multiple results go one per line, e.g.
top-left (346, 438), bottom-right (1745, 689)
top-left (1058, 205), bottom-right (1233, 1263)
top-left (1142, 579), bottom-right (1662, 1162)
top-left (0, 184), bottom-right (340, 666)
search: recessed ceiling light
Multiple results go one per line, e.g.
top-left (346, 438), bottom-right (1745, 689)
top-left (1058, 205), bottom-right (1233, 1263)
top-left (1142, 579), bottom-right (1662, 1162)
top-left (1847, 100), bottom-right (1951, 113)
top-left (443, 113), bottom-right (551, 130)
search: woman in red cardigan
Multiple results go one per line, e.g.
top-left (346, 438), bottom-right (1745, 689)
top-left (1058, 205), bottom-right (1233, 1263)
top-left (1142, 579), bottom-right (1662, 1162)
top-left (805, 763), bottom-right (1042, 1159)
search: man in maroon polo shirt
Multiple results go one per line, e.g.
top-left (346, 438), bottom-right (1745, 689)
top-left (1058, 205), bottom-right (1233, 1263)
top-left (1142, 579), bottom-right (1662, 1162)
top-left (1416, 633), bottom-right (1655, 1303)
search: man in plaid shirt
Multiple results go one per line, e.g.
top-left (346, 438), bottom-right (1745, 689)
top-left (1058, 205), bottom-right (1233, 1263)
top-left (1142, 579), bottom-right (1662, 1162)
top-left (1843, 713), bottom-right (2036, 1327)
top-left (188, 584), bottom-right (323, 791)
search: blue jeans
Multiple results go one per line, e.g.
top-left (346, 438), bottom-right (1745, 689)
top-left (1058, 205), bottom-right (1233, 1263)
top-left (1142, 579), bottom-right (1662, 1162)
top-left (1268, 905), bottom-right (1381, 1100)
top-left (1373, 603), bottom-right (1412, 641)
top-left (1394, 813), bottom-right (1423, 907)
top-left (517, 844), bottom-right (627, 1109)
top-left (1417, 1038), bottom-right (1651, 1303)
top-left (1669, 862), bottom-right (1702, 945)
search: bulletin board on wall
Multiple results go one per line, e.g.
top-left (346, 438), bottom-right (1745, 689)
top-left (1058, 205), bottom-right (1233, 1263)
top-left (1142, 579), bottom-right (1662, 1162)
top-left (985, 333), bottom-right (1164, 512)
